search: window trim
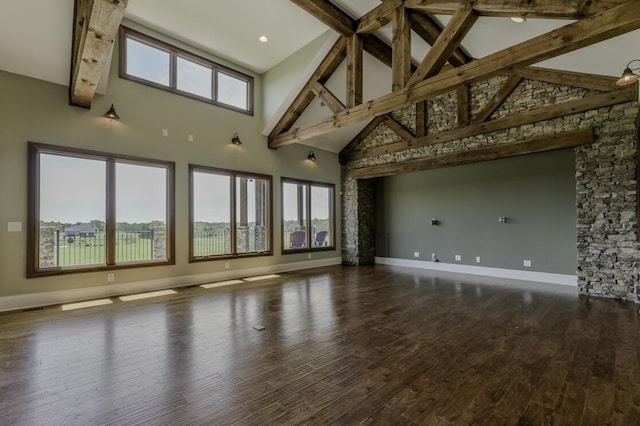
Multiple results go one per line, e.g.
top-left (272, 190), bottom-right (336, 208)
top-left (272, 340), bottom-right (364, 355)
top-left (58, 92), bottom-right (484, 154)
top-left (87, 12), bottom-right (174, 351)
top-left (281, 177), bottom-right (336, 254)
top-left (189, 164), bottom-right (273, 262)
top-left (119, 26), bottom-right (254, 115)
top-left (27, 142), bottom-right (176, 278)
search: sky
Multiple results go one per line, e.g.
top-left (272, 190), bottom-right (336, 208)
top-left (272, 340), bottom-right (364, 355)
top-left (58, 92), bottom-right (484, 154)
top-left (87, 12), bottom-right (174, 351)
top-left (40, 154), bottom-right (167, 223)
top-left (39, 154), bottom-right (330, 226)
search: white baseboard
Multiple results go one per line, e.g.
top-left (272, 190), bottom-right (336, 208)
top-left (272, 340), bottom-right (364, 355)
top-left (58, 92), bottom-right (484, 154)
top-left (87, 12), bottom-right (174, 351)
top-left (375, 257), bottom-right (577, 287)
top-left (0, 257), bottom-right (342, 313)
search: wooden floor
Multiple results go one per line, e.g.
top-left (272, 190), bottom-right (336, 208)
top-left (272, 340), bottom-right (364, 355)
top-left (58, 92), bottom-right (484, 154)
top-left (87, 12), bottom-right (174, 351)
top-left (1, 265), bottom-right (639, 425)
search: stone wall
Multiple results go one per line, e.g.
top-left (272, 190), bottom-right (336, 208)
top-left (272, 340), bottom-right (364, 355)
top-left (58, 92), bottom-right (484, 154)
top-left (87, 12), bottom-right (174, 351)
top-left (341, 172), bottom-right (375, 265)
top-left (152, 226), bottom-right (166, 260)
top-left (39, 227), bottom-right (56, 268)
top-left (341, 75), bottom-right (640, 302)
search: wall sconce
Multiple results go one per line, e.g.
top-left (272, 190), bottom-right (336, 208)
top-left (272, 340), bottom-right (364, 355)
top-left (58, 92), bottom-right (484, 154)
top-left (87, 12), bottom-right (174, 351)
top-left (616, 60), bottom-right (640, 86)
top-left (431, 218), bottom-right (438, 226)
top-left (498, 216), bottom-right (507, 224)
top-left (104, 104), bottom-right (119, 120)
top-left (231, 132), bottom-right (242, 145)
top-left (307, 151), bottom-right (316, 161)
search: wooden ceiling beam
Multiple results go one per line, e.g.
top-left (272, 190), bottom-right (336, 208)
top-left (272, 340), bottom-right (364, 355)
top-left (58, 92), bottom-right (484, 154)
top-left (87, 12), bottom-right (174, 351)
top-left (290, 0), bottom-right (400, 73)
top-left (270, 2), bottom-right (640, 148)
top-left (344, 86), bottom-right (636, 162)
top-left (310, 81), bottom-right (346, 114)
top-left (403, 0), bottom-right (615, 19)
top-left (457, 84), bottom-right (470, 126)
top-left (70, 0), bottom-right (127, 108)
top-left (268, 37), bottom-right (347, 144)
top-left (347, 35), bottom-right (363, 108)
top-left (290, 0), bottom-right (354, 35)
top-left (416, 101), bottom-right (428, 137)
top-left (408, 6), bottom-right (477, 85)
top-left (410, 13), bottom-right (472, 67)
top-left (472, 75), bottom-right (522, 123)
top-left (350, 128), bottom-right (594, 179)
top-left (392, 5), bottom-right (412, 91)
top-left (512, 66), bottom-right (619, 91)
top-left (383, 115), bottom-right (415, 141)
top-left (339, 116), bottom-right (387, 162)
top-left (356, 0), bottom-right (405, 33)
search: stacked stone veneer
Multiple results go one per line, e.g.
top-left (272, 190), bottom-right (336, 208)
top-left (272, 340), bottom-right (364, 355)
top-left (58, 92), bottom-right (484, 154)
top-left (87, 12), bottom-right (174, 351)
top-left (342, 75), bottom-right (640, 302)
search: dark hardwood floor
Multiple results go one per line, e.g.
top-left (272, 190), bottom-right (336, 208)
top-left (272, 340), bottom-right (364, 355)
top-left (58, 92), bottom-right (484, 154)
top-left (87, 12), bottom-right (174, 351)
top-left (1, 265), bottom-right (639, 425)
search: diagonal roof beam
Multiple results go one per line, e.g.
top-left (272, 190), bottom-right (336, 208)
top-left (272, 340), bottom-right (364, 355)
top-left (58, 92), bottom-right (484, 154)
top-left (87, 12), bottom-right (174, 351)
top-left (408, 6), bottom-right (477, 85)
top-left (270, 1), bottom-right (640, 147)
top-left (356, 0), bottom-right (400, 33)
top-left (290, 0), bottom-right (409, 70)
top-left (410, 13), bottom-right (472, 67)
top-left (403, 0), bottom-right (618, 19)
top-left (70, 0), bottom-right (128, 108)
top-left (268, 37), bottom-right (347, 142)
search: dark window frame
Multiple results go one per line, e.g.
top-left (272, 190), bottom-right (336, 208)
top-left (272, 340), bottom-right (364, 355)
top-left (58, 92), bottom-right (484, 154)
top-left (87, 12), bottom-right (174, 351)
top-left (119, 26), bottom-right (254, 115)
top-left (281, 177), bottom-right (336, 254)
top-left (27, 142), bottom-right (176, 278)
top-left (189, 165), bottom-right (273, 262)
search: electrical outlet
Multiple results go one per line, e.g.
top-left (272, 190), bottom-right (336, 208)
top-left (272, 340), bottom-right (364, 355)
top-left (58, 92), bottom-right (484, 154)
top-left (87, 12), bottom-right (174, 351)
top-left (107, 273), bottom-right (115, 282)
top-left (476, 256), bottom-right (481, 263)
top-left (523, 260), bottom-right (532, 267)
top-left (455, 255), bottom-right (461, 261)
top-left (308, 253), bottom-right (312, 259)
top-left (162, 129), bottom-right (169, 137)
top-left (414, 252), bottom-right (420, 258)
top-left (188, 134), bottom-right (194, 142)
top-left (224, 262), bottom-right (230, 269)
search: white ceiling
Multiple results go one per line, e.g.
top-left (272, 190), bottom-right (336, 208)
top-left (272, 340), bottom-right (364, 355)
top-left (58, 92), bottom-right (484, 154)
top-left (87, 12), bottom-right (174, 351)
top-left (0, 0), bottom-right (638, 152)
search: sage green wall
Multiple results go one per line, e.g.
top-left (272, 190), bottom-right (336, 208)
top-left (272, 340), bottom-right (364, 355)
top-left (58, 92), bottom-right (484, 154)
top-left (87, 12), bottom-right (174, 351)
top-left (375, 149), bottom-right (576, 275)
top-left (262, 31), bottom-right (333, 128)
top-left (0, 24), bottom-right (340, 299)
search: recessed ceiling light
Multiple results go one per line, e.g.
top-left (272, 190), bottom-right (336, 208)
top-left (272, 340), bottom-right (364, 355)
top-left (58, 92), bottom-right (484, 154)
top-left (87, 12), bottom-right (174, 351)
top-left (511, 16), bottom-right (526, 23)
top-left (259, 35), bottom-right (269, 43)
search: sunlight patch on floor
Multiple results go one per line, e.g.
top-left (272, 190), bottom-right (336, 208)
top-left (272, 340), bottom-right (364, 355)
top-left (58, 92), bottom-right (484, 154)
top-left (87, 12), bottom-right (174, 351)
top-left (200, 279), bottom-right (245, 289)
top-left (61, 299), bottom-right (113, 311)
top-left (119, 290), bottom-right (177, 301)
top-left (243, 274), bottom-right (280, 282)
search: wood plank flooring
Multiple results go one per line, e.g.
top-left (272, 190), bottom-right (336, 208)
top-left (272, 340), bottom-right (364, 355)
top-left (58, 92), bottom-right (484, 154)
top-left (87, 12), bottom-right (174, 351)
top-left (1, 265), bottom-right (639, 425)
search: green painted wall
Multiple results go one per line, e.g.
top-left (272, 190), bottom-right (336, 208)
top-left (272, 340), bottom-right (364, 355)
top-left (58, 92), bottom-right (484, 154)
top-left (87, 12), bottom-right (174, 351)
top-left (375, 149), bottom-right (576, 274)
top-left (262, 31), bottom-right (333, 129)
top-left (0, 23), bottom-right (340, 299)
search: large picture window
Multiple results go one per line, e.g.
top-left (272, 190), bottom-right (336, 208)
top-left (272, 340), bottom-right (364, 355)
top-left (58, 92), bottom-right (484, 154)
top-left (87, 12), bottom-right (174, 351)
top-left (190, 166), bottom-right (272, 261)
top-left (27, 143), bottom-right (175, 277)
top-left (282, 178), bottom-right (335, 253)
top-left (120, 27), bottom-right (254, 115)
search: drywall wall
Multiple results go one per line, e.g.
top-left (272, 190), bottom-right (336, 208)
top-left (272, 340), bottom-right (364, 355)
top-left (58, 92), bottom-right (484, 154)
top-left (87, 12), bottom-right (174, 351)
top-left (0, 22), bottom-right (341, 300)
top-left (374, 149), bottom-right (577, 274)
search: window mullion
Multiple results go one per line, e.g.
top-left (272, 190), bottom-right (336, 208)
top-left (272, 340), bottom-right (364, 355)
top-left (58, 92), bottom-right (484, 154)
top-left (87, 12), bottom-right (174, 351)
top-left (170, 52), bottom-right (177, 89)
top-left (212, 69), bottom-right (218, 103)
top-left (306, 184), bottom-right (312, 248)
top-left (230, 174), bottom-right (237, 255)
top-left (106, 159), bottom-right (117, 266)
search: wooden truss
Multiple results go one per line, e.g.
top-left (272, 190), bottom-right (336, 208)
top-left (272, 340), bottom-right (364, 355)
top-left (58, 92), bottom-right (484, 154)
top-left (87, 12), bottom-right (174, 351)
top-left (269, 0), bottom-right (640, 168)
top-left (71, 0), bottom-right (128, 108)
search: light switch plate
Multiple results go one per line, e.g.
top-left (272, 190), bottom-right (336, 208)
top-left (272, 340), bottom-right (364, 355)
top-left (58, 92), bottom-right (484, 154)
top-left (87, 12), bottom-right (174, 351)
top-left (8, 222), bottom-right (22, 232)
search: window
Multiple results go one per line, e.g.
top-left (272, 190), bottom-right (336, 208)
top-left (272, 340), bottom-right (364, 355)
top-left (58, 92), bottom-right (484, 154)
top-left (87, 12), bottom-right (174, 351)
top-left (190, 165), bottom-right (271, 261)
top-left (28, 143), bottom-right (175, 277)
top-left (282, 178), bottom-right (335, 253)
top-left (120, 27), bottom-right (254, 115)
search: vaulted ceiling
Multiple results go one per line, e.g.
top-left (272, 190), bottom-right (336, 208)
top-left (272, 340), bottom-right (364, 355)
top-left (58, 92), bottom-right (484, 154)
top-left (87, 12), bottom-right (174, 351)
top-left (0, 1), bottom-right (638, 152)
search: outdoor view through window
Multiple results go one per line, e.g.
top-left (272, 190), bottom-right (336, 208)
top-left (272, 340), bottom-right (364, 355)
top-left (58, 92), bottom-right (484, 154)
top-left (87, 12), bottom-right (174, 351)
top-left (35, 150), bottom-right (171, 272)
top-left (282, 179), bottom-right (334, 251)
